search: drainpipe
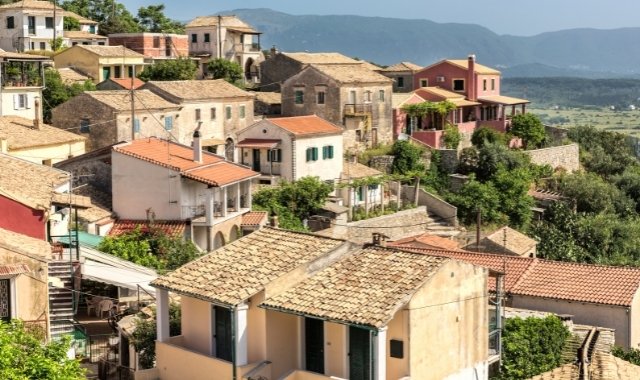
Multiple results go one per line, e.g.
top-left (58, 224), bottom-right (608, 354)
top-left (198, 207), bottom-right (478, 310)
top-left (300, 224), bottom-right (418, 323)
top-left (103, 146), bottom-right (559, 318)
top-left (231, 306), bottom-right (237, 380)
top-left (628, 307), bottom-right (633, 348)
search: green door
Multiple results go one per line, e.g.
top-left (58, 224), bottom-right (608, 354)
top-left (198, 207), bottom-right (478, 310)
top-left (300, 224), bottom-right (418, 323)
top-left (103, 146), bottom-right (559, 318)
top-left (349, 326), bottom-right (371, 380)
top-left (252, 149), bottom-right (261, 172)
top-left (214, 306), bottom-right (232, 361)
top-left (305, 318), bottom-right (324, 374)
top-left (102, 67), bottom-right (111, 81)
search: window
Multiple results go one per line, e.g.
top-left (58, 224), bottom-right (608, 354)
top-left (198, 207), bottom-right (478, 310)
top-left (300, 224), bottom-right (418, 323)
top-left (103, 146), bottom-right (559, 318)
top-left (211, 108), bottom-right (216, 120)
top-left (28, 16), bottom-right (35, 34)
top-left (294, 90), bottom-right (304, 104)
top-left (114, 66), bottom-right (121, 78)
top-left (397, 77), bottom-right (404, 88)
top-left (133, 118), bottom-right (140, 133)
top-left (491, 78), bottom-right (495, 91)
top-left (436, 75), bottom-right (445, 83)
top-left (6, 16), bottom-right (14, 29)
top-left (45, 17), bottom-right (54, 29)
top-left (483, 79), bottom-right (487, 91)
top-left (80, 118), bottom-right (90, 133)
top-left (164, 116), bottom-right (173, 131)
top-left (191, 34), bottom-right (197, 43)
top-left (317, 91), bottom-right (325, 105)
top-left (226, 106), bottom-right (232, 120)
top-left (204, 33), bottom-right (210, 43)
top-left (239, 105), bottom-right (245, 119)
top-left (306, 147), bottom-right (318, 162)
top-left (364, 91), bottom-right (371, 102)
top-left (195, 108), bottom-right (201, 121)
top-left (267, 149), bottom-right (282, 162)
top-left (453, 79), bottom-right (465, 92)
top-left (39, 42), bottom-right (45, 50)
top-left (153, 36), bottom-right (160, 48)
top-left (322, 145), bottom-right (334, 159)
top-left (89, 25), bottom-right (95, 34)
top-left (128, 66), bottom-right (133, 78)
top-left (379, 90), bottom-right (385, 102)
top-left (98, 41), bottom-right (105, 46)
top-left (420, 79), bottom-right (428, 87)
top-left (355, 129), bottom-right (362, 142)
top-left (13, 94), bottom-right (27, 109)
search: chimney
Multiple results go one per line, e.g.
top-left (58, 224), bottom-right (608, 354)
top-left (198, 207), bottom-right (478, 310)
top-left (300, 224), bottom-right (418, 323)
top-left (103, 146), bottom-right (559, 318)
top-left (192, 130), bottom-right (202, 163)
top-left (270, 215), bottom-right (279, 228)
top-left (33, 97), bottom-right (41, 130)
top-left (270, 45), bottom-right (277, 58)
top-left (371, 232), bottom-right (388, 247)
top-left (467, 54), bottom-right (476, 101)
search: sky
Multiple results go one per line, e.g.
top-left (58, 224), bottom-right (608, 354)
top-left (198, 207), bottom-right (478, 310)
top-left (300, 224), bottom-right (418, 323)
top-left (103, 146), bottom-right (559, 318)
top-left (119, 0), bottom-right (640, 36)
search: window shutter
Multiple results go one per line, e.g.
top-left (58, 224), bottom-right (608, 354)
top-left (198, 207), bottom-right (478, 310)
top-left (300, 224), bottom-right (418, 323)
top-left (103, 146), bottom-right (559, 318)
top-left (164, 116), bottom-right (173, 131)
top-left (312, 147), bottom-right (318, 161)
top-left (322, 146), bottom-right (327, 159)
top-left (133, 119), bottom-right (140, 133)
top-left (328, 145), bottom-right (334, 159)
top-left (306, 148), bottom-right (311, 162)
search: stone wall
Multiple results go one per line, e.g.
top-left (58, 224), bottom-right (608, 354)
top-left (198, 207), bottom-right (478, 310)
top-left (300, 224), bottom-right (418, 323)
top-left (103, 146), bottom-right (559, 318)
top-left (369, 155), bottom-right (394, 173)
top-left (544, 124), bottom-right (569, 143)
top-left (439, 148), bottom-right (460, 173)
top-left (524, 143), bottom-right (580, 172)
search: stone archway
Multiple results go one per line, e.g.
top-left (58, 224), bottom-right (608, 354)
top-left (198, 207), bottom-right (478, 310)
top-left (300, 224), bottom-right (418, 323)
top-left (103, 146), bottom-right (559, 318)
top-left (244, 57), bottom-right (254, 81)
top-left (213, 231), bottom-right (225, 250)
top-left (228, 225), bottom-right (239, 244)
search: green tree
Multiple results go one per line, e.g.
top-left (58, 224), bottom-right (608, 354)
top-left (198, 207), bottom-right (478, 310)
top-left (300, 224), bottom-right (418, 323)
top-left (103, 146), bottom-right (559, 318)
top-left (434, 99), bottom-right (456, 129)
top-left (442, 123), bottom-right (461, 149)
top-left (612, 346), bottom-right (640, 365)
top-left (492, 167), bottom-right (534, 229)
top-left (207, 58), bottom-right (243, 84)
top-left (471, 126), bottom-right (507, 148)
top-left (476, 142), bottom-right (531, 181)
top-left (568, 125), bottom-right (637, 177)
top-left (130, 304), bottom-right (181, 369)
top-left (136, 4), bottom-right (184, 33)
top-left (138, 57), bottom-right (197, 81)
top-left (43, 68), bottom-right (95, 123)
top-left (532, 202), bottom-right (587, 262)
top-left (0, 320), bottom-right (85, 379)
top-left (555, 172), bottom-right (634, 216)
top-left (390, 140), bottom-right (425, 174)
top-left (510, 113), bottom-right (546, 149)
top-left (63, 16), bottom-right (80, 31)
top-left (61, 0), bottom-right (141, 35)
top-left (499, 316), bottom-right (570, 379)
top-left (446, 177), bottom-right (505, 226)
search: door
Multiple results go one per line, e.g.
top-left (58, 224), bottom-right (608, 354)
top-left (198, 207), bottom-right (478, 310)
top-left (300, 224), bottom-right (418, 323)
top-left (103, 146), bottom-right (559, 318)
top-left (349, 90), bottom-right (356, 104)
top-left (214, 306), bottom-right (232, 361)
top-left (349, 326), bottom-right (371, 380)
top-left (28, 16), bottom-right (35, 34)
top-left (102, 67), bottom-right (111, 81)
top-left (252, 149), bottom-right (261, 172)
top-left (305, 318), bottom-right (325, 374)
top-left (0, 279), bottom-right (10, 322)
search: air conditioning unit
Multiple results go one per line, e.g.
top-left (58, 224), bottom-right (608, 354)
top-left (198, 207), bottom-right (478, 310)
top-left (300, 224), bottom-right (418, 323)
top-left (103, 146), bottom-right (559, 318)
top-left (436, 76), bottom-right (445, 83)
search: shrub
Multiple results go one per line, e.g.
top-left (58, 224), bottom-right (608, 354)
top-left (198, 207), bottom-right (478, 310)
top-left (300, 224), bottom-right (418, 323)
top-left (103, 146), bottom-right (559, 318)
top-left (471, 126), bottom-right (507, 147)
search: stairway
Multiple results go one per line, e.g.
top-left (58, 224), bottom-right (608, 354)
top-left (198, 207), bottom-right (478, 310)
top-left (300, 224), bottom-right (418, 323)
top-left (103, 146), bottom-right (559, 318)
top-left (425, 212), bottom-right (461, 237)
top-left (48, 261), bottom-right (76, 339)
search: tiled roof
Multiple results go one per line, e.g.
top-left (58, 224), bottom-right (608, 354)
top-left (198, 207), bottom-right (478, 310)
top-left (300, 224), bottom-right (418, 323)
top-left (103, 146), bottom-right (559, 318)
top-left (483, 226), bottom-right (537, 256)
top-left (445, 59), bottom-right (501, 75)
top-left (69, 45), bottom-right (144, 58)
top-left (50, 192), bottom-right (92, 208)
top-left (113, 138), bottom-right (259, 187)
top-left (108, 220), bottom-right (186, 238)
top-left (478, 95), bottom-right (530, 105)
top-left (396, 247), bottom-right (640, 306)
top-left (310, 64), bottom-right (392, 84)
top-left (57, 67), bottom-right (90, 84)
top-left (416, 86), bottom-right (465, 100)
top-left (262, 246), bottom-right (450, 328)
top-left (388, 233), bottom-right (460, 251)
top-left (63, 31), bottom-right (107, 39)
top-left (0, 263), bottom-right (31, 276)
top-left (380, 61), bottom-right (423, 72)
top-left (240, 211), bottom-right (268, 227)
top-left (267, 115), bottom-right (343, 136)
top-left (0, 0), bottom-right (63, 10)
top-left (253, 91), bottom-right (281, 105)
top-left (0, 51), bottom-right (48, 60)
top-left (151, 227), bottom-right (347, 306)
top-left (186, 15), bottom-right (258, 32)
top-left (342, 162), bottom-right (382, 179)
top-left (392, 93), bottom-right (422, 108)
top-left (102, 77), bottom-right (146, 90)
top-left (0, 115), bottom-right (86, 150)
top-left (63, 10), bottom-right (98, 24)
top-left (74, 184), bottom-right (112, 222)
top-left (0, 227), bottom-right (51, 260)
top-left (282, 52), bottom-right (359, 65)
top-left (0, 154), bottom-right (69, 210)
top-left (84, 90), bottom-right (178, 111)
top-left (145, 79), bottom-right (254, 101)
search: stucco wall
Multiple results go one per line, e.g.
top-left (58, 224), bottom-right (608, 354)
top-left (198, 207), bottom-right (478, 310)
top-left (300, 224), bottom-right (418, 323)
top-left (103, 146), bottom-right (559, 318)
top-left (0, 246), bottom-right (48, 324)
top-left (180, 297), bottom-right (212, 355)
top-left (259, 54), bottom-right (304, 93)
top-left (10, 140), bottom-right (85, 165)
top-left (387, 309), bottom-right (410, 379)
top-left (266, 310), bottom-right (299, 379)
top-left (236, 119), bottom-right (295, 180)
top-left (324, 321), bottom-right (347, 378)
top-left (0, 196), bottom-right (45, 239)
top-left (524, 143), bottom-right (580, 172)
top-left (1, 88), bottom-right (43, 119)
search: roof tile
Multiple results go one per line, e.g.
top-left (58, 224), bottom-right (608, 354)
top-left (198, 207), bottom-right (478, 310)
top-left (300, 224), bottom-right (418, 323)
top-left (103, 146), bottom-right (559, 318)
top-left (146, 79), bottom-right (254, 101)
top-left (266, 115), bottom-right (343, 136)
top-left (108, 220), bottom-right (186, 238)
top-left (0, 115), bottom-right (85, 150)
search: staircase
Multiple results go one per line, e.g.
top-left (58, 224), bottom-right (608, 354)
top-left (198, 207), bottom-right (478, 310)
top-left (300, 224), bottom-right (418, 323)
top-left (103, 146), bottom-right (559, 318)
top-left (425, 212), bottom-right (461, 237)
top-left (48, 261), bottom-right (76, 339)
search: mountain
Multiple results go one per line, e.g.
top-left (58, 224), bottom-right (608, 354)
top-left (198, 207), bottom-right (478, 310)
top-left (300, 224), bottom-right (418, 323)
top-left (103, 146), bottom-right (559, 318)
top-left (225, 9), bottom-right (640, 78)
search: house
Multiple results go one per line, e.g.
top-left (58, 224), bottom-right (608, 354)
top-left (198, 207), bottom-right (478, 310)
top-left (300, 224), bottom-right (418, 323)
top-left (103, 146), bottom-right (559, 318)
top-left (0, 51), bottom-right (49, 120)
top-left (376, 61), bottom-right (422, 93)
top-left (339, 160), bottom-right (385, 214)
top-left (463, 226), bottom-right (537, 257)
top-left (387, 232), bottom-right (460, 251)
top-left (108, 32), bottom-right (188, 58)
top-left (260, 51), bottom-right (366, 92)
top-left (392, 245), bottom-right (640, 348)
top-left (253, 91), bottom-right (281, 116)
top-left (281, 64), bottom-right (393, 151)
top-left (53, 45), bottom-right (148, 84)
top-left (63, 10), bottom-right (99, 35)
top-left (51, 89), bottom-right (181, 150)
top-left (142, 80), bottom-right (256, 161)
top-left (96, 77), bottom-right (146, 91)
top-left (235, 115), bottom-right (344, 184)
top-left (111, 137), bottom-right (259, 251)
top-left (0, 0), bottom-right (64, 52)
top-left (63, 30), bottom-right (107, 47)
top-left (0, 114), bottom-right (86, 165)
top-left (185, 15), bottom-right (262, 82)
top-left (150, 228), bottom-right (491, 380)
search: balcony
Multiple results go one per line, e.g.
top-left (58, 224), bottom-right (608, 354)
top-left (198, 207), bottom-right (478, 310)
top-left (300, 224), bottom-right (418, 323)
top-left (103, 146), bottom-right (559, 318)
top-left (344, 103), bottom-right (372, 117)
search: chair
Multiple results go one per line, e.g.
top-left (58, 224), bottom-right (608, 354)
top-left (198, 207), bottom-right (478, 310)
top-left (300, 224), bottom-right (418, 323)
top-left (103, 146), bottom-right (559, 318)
top-left (98, 299), bottom-right (113, 318)
top-left (85, 298), bottom-right (96, 316)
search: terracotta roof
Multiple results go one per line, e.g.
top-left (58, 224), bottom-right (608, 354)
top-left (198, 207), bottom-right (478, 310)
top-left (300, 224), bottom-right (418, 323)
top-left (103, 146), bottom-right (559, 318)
top-left (483, 226), bottom-right (537, 256)
top-left (57, 67), bottom-right (90, 84)
top-left (108, 220), bottom-right (186, 238)
top-left (65, 45), bottom-right (144, 58)
top-left (63, 31), bottom-right (107, 39)
top-left (0, 0), bottom-right (63, 11)
top-left (445, 59), bottom-right (501, 75)
top-left (0, 227), bottom-right (51, 260)
top-left (266, 115), bottom-right (344, 137)
top-left (310, 64), bottom-right (392, 84)
top-left (236, 139), bottom-right (281, 149)
top-left (113, 138), bottom-right (259, 187)
top-left (388, 233), bottom-right (460, 251)
top-left (0, 263), bottom-right (31, 276)
top-left (379, 61), bottom-right (422, 72)
top-left (415, 87), bottom-right (481, 107)
top-left (145, 79), bottom-right (254, 101)
top-left (186, 15), bottom-right (258, 32)
top-left (241, 211), bottom-right (268, 227)
top-left (396, 247), bottom-right (640, 307)
top-left (63, 10), bottom-right (97, 24)
top-left (282, 52), bottom-right (359, 65)
top-left (0, 154), bottom-right (69, 210)
top-left (342, 162), bottom-right (382, 179)
top-left (253, 91), bottom-right (281, 105)
top-left (261, 246), bottom-right (451, 328)
top-left (478, 95), bottom-right (530, 105)
top-left (0, 115), bottom-right (86, 150)
top-left (528, 188), bottom-right (567, 202)
top-left (83, 90), bottom-right (178, 111)
top-left (151, 227), bottom-right (347, 306)
top-left (0, 51), bottom-right (49, 60)
top-left (101, 77), bottom-right (146, 90)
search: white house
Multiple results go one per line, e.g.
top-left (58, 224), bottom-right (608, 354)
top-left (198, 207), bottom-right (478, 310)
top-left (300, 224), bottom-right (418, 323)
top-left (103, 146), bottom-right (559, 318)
top-left (0, 0), bottom-right (64, 52)
top-left (0, 51), bottom-right (49, 120)
top-left (236, 115), bottom-right (344, 185)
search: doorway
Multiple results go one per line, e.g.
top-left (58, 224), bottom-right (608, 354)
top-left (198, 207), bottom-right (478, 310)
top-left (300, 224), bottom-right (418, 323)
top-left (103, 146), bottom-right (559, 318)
top-left (305, 318), bottom-right (324, 374)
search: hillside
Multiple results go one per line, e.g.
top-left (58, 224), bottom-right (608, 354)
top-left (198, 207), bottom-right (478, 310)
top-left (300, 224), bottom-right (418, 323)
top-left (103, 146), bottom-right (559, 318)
top-left (226, 8), bottom-right (640, 78)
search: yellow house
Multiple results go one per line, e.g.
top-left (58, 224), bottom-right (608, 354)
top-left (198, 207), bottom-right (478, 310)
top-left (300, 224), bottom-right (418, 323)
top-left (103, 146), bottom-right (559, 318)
top-left (149, 228), bottom-right (490, 380)
top-left (53, 45), bottom-right (148, 84)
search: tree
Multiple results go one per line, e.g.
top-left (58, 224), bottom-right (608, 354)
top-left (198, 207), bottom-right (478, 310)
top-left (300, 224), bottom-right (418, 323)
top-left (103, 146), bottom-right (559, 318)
top-left (43, 68), bottom-right (95, 123)
top-left (568, 125), bottom-right (637, 177)
top-left (499, 316), bottom-right (570, 379)
top-left (510, 113), bottom-right (546, 149)
top-left (555, 172), bottom-right (634, 216)
top-left (61, 0), bottom-right (141, 35)
top-left (476, 142), bottom-right (531, 181)
top-left (442, 123), bottom-right (461, 149)
top-left (136, 4), bottom-right (184, 34)
top-left (63, 16), bottom-right (80, 31)
top-left (434, 100), bottom-right (456, 129)
top-left (130, 304), bottom-right (181, 369)
top-left (138, 57), bottom-right (197, 81)
top-left (471, 126), bottom-right (507, 147)
top-left (0, 320), bottom-right (85, 379)
top-left (390, 140), bottom-right (425, 174)
top-left (207, 58), bottom-right (243, 84)
top-left (401, 101), bottom-right (434, 131)
top-left (612, 346), bottom-right (640, 365)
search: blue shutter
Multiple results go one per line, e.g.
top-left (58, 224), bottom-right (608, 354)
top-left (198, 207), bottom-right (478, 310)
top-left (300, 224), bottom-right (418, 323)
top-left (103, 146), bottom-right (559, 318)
top-left (164, 116), bottom-right (173, 131)
top-left (312, 147), bottom-right (318, 161)
top-left (133, 118), bottom-right (140, 133)
top-left (306, 148), bottom-right (311, 162)
top-left (322, 146), bottom-right (327, 159)
top-left (328, 145), bottom-right (334, 159)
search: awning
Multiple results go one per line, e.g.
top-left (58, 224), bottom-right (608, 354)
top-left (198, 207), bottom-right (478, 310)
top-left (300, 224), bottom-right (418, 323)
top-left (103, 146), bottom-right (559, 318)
top-left (478, 95), bottom-right (530, 105)
top-left (0, 264), bottom-right (30, 277)
top-left (81, 260), bottom-right (156, 294)
top-left (226, 26), bottom-right (261, 34)
top-left (450, 98), bottom-right (481, 107)
top-left (202, 138), bottom-right (225, 147)
top-left (237, 138), bottom-right (281, 149)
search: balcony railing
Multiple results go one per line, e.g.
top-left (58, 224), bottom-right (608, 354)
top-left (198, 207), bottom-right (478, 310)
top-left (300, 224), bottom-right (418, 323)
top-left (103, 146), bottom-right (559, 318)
top-left (181, 205), bottom-right (205, 219)
top-left (344, 103), bottom-right (372, 116)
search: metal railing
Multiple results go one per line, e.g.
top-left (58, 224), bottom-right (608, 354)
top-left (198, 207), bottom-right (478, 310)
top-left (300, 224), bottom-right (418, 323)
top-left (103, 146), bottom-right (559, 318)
top-left (98, 359), bottom-right (135, 380)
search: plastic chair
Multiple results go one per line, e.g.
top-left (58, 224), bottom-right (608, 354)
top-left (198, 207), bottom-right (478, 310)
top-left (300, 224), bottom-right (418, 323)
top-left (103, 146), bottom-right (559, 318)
top-left (85, 298), bottom-right (96, 316)
top-left (98, 299), bottom-right (113, 318)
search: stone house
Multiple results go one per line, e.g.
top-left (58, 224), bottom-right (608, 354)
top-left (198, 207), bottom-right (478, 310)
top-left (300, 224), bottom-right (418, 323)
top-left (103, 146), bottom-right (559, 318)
top-left (281, 64), bottom-right (393, 152)
top-left (95, 77), bottom-right (146, 91)
top-left (51, 89), bottom-right (181, 150)
top-left (376, 61), bottom-right (422, 93)
top-left (148, 228), bottom-right (491, 380)
top-left (253, 91), bottom-right (281, 116)
top-left (108, 32), bottom-right (188, 58)
top-left (53, 45), bottom-right (148, 84)
top-left (465, 226), bottom-right (537, 257)
top-left (142, 80), bottom-right (256, 161)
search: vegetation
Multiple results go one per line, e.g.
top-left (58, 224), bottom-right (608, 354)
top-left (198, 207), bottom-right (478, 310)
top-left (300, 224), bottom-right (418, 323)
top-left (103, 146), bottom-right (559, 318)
top-left (471, 126), bottom-right (507, 147)
top-left (510, 113), bottom-right (546, 149)
top-left (138, 57), bottom-right (198, 81)
top-left (131, 304), bottom-right (181, 369)
top-left (612, 346), bottom-right (640, 365)
top-left (136, 4), bottom-right (185, 34)
top-left (442, 123), bottom-right (461, 149)
top-left (390, 140), bottom-right (425, 174)
top-left (0, 320), bottom-right (85, 379)
top-left (97, 226), bottom-right (200, 272)
top-left (497, 316), bottom-right (571, 379)
top-left (207, 58), bottom-right (243, 84)
top-left (43, 68), bottom-right (95, 123)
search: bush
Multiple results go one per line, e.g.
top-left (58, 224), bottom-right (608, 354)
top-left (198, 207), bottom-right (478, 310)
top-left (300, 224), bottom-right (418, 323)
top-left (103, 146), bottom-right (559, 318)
top-left (471, 126), bottom-right (507, 147)
top-left (442, 123), bottom-right (461, 149)
top-left (390, 140), bottom-right (425, 174)
top-left (510, 113), bottom-right (546, 149)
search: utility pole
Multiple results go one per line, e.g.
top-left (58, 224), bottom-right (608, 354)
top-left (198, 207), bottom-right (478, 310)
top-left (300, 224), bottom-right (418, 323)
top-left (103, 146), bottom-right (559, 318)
top-left (52, 0), bottom-right (56, 50)
top-left (217, 15), bottom-right (222, 59)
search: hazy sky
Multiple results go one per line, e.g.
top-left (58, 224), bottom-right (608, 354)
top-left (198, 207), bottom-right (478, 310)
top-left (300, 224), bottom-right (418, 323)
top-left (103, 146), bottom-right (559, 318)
top-left (120, 0), bottom-right (640, 36)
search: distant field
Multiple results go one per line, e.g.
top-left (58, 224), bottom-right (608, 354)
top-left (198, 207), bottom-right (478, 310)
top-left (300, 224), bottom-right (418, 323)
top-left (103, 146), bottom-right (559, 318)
top-left (530, 108), bottom-right (640, 136)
